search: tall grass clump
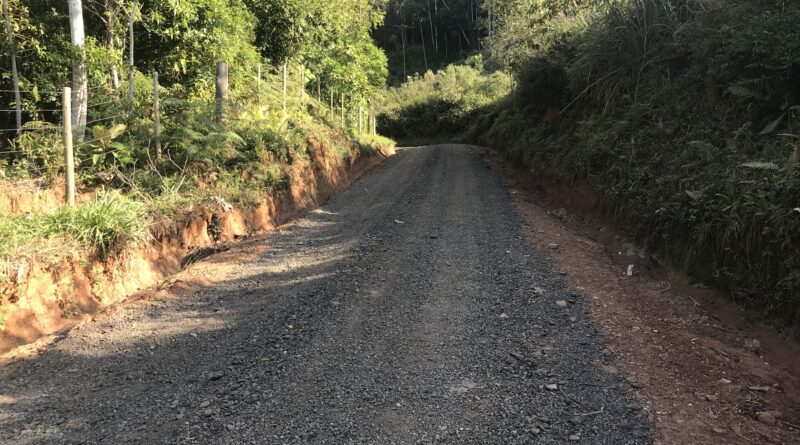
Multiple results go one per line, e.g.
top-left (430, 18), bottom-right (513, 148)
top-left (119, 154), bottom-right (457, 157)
top-left (0, 191), bottom-right (148, 261)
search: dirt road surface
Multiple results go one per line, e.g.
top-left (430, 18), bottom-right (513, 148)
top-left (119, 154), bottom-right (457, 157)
top-left (0, 145), bottom-right (650, 444)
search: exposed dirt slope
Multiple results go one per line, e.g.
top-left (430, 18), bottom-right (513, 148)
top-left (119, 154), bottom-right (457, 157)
top-left (0, 145), bottom-right (649, 444)
top-left (0, 141), bottom-right (389, 353)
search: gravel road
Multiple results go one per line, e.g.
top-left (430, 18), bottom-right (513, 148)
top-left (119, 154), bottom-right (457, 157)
top-left (0, 145), bottom-right (651, 444)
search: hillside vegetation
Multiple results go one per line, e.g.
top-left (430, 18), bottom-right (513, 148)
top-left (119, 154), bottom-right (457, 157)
top-left (378, 0), bottom-right (800, 332)
top-left (0, 0), bottom-right (394, 267)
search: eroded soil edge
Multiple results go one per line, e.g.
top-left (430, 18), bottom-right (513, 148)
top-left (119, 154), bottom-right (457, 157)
top-left (0, 143), bottom-right (394, 355)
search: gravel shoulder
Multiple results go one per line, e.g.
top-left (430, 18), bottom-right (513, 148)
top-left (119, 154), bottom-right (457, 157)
top-left (486, 151), bottom-right (800, 444)
top-left (0, 145), bottom-right (650, 444)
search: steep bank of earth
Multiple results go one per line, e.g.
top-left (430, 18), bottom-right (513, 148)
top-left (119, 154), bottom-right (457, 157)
top-left (0, 141), bottom-right (390, 354)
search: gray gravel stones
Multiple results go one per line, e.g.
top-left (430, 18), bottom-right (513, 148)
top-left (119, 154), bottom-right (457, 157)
top-left (0, 145), bottom-right (651, 444)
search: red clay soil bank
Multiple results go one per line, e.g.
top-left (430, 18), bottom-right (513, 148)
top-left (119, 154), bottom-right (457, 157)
top-left (0, 141), bottom-right (394, 354)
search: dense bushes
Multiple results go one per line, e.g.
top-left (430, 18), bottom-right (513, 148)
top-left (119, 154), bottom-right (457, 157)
top-left (378, 56), bottom-right (512, 143)
top-left (383, 0), bottom-right (800, 332)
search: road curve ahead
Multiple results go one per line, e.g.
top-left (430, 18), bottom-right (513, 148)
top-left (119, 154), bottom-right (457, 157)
top-left (0, 145), bottom-right (651, 444)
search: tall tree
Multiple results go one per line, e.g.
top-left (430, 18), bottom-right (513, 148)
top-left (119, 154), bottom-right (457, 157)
top-left (1, 0), bottom-right (21, 133)
top-left (68, 0), bottom-right (88, 142)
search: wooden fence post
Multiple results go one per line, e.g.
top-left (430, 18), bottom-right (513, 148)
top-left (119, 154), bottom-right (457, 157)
top-left (282, 61), bottom-right (287, 114)
top-left (215, 62), bottom-right (228, 121)
top-left (62, 87), bottom-right (75, 206)
top-left (300, 66), bottom-right (305, 102)
top-left (256, 63), bottom-right (261, 109)
top-left (153, 71), bottom-right (161, 160)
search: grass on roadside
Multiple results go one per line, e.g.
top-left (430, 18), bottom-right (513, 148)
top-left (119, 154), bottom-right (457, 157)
top-left (0, 190), bottom-right (149, 263)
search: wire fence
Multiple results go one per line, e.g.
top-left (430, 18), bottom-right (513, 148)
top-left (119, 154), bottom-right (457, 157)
top-left (0, 62), bottom-right (379, 206)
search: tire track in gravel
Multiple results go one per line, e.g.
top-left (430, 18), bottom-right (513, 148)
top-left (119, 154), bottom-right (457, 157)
top-left (0, 145), bottom-right (651, 444)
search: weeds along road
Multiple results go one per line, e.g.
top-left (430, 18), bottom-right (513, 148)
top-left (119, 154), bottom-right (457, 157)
top-left (0, 145), bottom-right (651, 444)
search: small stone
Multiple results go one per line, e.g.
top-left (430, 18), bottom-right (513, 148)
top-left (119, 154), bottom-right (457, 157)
top-left (744, 338), bottom-right (761, 351)
top-left (718, 378), bottom-right (732, 385)
top-left (202, 409), bottom-right (214, 416)
top-left (556, 300), bottom-right (568, 307)
top-left (545, 384), bottom-right (558, 391)
top-left (547, 244), bottom-right (560, 250)
top-left (626, 264), bottom-right (634, 276)
top-left (569, 434), bottom-right (580, 441)
top-left (207, 371), bottom-right (225, 381)
top-left (711, 427), bottom-right (726, 434)
top-left (630, 382), bottom-right (644, 389)
top-left (756, 411), bottom-right (781, 425)
top-left (499, 313), bottom-right (509, 319)
top-left (199, 401), bottom-right (210, 408)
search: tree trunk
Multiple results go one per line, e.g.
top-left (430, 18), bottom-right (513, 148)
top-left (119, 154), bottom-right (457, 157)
top-left (105, 0), bottom-right (120, 89)
top-left (2, 0), bottom-right (21, 134)
top-left (128, 0), bottom-right (135, 100)
top-left (68, 0), bottom-right (88, 142)
top-left (427, 1), bottom-right (435, 52)
top-left (419, 21), bottom-right (428, 71)
top-left (401, 27), bottom-right (406, 80)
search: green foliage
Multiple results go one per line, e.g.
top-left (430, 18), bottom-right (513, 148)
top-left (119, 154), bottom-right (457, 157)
top-left (8, 121), bottom-right (63, 179)
top-left (379, 58), bottom-right (511, 142)
top-left (456, 0), bottom-right (800, 330)
top-left (381, 0), bottom-right (800, 330)
top-left (0, 190), bottom-right (147, 259)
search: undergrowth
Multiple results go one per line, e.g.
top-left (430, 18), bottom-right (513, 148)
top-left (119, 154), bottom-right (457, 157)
top-left (0, 191), bottom-right (147, 261)
top-left (380, 0), bottom-right (800, 332)
top-left (0, 79), bottom-right (395, 267)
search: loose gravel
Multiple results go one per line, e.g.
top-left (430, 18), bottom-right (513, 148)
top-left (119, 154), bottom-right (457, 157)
top-left (0, 145), bottom-right (651, 444)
